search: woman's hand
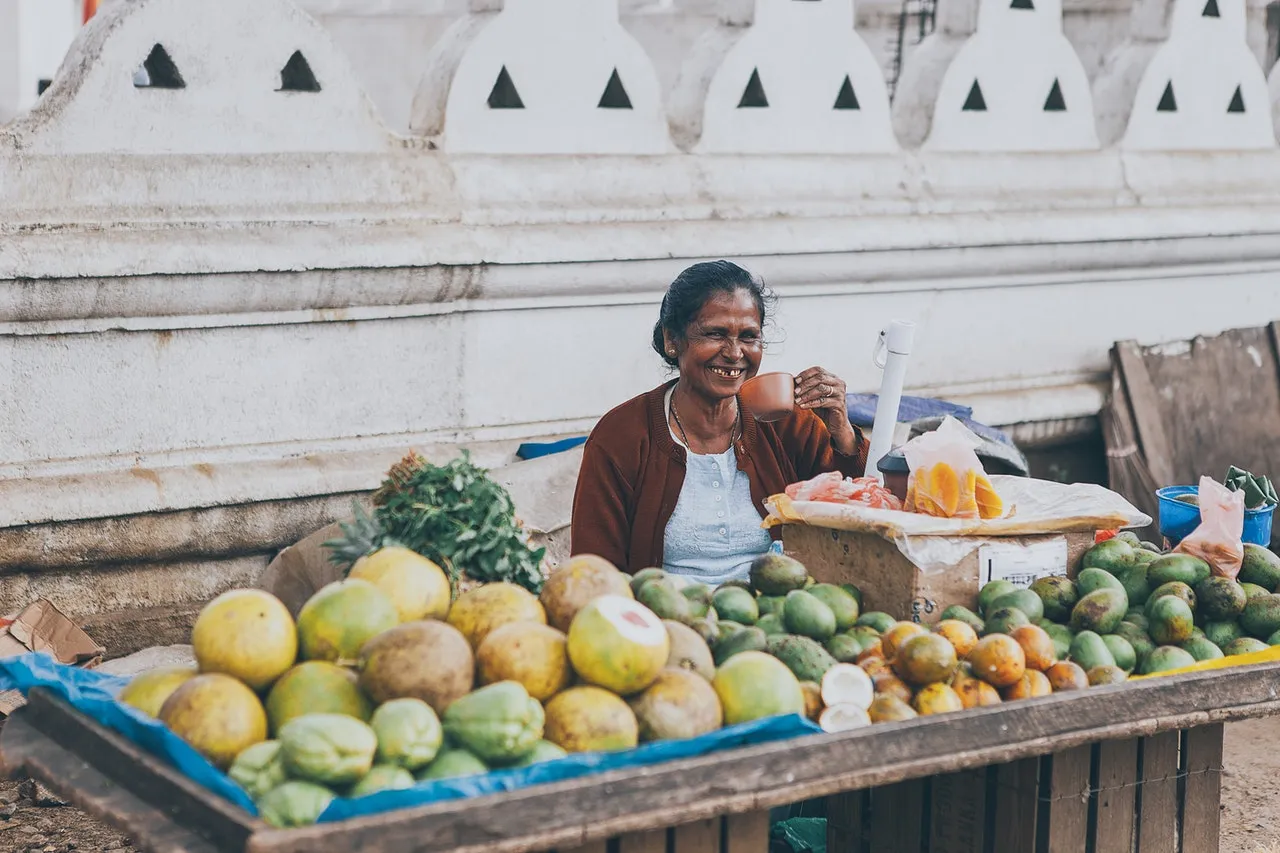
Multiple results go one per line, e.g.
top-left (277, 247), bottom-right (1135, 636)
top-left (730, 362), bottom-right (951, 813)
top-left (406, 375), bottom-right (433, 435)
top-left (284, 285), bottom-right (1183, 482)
top-left (795, 367), bottom-right (859, 456)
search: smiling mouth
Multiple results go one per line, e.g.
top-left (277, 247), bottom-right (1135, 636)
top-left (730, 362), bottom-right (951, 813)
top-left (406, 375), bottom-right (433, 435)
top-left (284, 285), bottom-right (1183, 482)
top-left (709, 366), bottom-right (745, 379)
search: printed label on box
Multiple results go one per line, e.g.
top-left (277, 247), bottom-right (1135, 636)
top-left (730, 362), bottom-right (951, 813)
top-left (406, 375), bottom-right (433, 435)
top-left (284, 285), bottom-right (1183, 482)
top-left (979, 538), bottom-right (1070, 589)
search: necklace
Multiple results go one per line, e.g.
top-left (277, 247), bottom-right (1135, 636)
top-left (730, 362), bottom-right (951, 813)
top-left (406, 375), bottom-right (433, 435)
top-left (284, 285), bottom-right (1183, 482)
top-left (670, 388), bottom-right (740, 453)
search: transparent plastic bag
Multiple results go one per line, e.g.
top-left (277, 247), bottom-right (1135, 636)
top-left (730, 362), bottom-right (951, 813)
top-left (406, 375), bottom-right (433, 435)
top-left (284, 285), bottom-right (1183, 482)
top-left (1174, 476), bottom-right (1245, 579)
top-left (901, 417), bottom-right (1004, 520)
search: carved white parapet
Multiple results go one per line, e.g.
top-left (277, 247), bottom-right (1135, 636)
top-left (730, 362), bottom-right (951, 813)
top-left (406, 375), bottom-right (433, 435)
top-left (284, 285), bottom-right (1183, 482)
top-left (1, 0), bottom-right (390, 155)
top-left (409, 0), bottom-right (672, 154)
top-left (920, 0), bottom-right (1099, 150)
top-left (1119, 0), bottom-right (1275, 149)
top-left (668, 0), bottom-right (897, 154)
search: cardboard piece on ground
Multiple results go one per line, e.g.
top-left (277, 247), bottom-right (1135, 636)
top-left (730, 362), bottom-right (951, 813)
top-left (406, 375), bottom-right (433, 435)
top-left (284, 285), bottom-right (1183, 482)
top-left (0, 599), bottom-right (105, 715)
top-left (783, 525), bottom-right (1094, 624)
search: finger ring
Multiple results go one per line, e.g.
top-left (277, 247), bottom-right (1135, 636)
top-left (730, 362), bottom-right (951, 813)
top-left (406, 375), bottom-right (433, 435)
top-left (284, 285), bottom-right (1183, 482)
top-left (819, 384), bottom-right (830, 397)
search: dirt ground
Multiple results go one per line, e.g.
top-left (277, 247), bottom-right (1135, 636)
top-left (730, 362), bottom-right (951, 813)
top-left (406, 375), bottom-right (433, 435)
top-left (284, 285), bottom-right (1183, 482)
top-left (0, 718), bottom-right (1274, 852)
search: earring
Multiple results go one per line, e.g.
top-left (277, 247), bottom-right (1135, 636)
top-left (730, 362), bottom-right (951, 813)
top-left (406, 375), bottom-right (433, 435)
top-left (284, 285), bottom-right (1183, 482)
top-left (668, 349), bottom-right (676, 356)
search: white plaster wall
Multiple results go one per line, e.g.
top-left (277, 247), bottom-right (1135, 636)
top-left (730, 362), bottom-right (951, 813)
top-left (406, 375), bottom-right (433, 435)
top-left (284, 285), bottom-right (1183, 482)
top-left (0, 0), bottom-right (80, 123)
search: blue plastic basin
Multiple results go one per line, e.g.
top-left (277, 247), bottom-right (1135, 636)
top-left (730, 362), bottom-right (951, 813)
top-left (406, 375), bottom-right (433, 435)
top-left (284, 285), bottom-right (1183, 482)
top-left (1157, 485), bottom-right (1275, 547)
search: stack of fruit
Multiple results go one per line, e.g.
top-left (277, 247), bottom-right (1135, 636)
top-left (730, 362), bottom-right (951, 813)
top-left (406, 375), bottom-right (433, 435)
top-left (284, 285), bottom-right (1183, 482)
top-left (116, 550), bottom-right (840, 828)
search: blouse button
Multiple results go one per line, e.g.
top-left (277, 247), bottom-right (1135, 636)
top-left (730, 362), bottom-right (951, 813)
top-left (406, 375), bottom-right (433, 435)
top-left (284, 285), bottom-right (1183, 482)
top-left (713, 481), bottom-right (720, 488)
top-left (718, 511), bottom-right (725, 518)
top-left (719, 528), bottom-right (727, 536)
top-left (715, 495), bottom-right (722, 502)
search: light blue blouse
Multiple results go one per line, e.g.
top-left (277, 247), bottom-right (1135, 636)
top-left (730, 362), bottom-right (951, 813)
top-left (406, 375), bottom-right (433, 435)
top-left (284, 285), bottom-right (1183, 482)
top-left (662, 387), bottom-right (774, 586)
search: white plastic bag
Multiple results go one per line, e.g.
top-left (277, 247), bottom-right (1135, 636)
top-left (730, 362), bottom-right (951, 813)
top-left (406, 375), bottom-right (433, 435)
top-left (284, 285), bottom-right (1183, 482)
top-left (1174, 476), bottom-right (1245, 580)
top-left (901, 417), bottom-right (1004, 520)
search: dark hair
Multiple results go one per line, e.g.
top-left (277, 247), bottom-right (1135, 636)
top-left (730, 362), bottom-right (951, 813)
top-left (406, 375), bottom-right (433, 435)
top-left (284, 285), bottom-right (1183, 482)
top-left (651, 260), bottom-right (776, 368)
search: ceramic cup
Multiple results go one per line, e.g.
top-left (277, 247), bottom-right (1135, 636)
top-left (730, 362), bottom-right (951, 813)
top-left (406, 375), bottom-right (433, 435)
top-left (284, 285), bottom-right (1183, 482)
top-left (739, 372), bottom-right (795, 422)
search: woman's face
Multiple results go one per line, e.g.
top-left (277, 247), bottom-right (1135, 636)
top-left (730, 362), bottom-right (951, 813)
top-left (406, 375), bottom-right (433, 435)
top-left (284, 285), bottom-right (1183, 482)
top-left (670, 289), bottom-right (764, 402)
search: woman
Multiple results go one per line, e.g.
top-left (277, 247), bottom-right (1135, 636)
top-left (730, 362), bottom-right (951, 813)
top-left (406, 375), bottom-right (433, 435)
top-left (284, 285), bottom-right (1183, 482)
top-left (570, 260), bottom-right (868, 583)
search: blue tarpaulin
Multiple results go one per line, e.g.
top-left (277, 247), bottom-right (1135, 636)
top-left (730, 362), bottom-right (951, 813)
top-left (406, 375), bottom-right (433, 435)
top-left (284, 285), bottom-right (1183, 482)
top-left (0, 653), bottom-right (822, 824)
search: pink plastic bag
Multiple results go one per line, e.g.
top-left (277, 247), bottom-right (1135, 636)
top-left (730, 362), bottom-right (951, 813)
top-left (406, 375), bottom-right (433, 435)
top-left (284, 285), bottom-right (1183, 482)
top-left (1174, 476), bottom-right (1245, 579)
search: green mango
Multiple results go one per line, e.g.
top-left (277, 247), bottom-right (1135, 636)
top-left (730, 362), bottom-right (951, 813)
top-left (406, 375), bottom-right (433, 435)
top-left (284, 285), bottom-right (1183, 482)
top-left (1139, 646), bottom-right (1197, 675)
top-left (1240, 544), bottom-right (1280, 592)
top-left (713, 626), bottom-right (768, 665)
top-left (1267, 628), bottom-right (1280, 646)
top-left (1194, 577), bottom-right (1247, 621)
top-left (978, 580), bottom-right (1018, 617)
top-left (1148, 596), bottom-right (1195, 646)
top-left (1115, 565), bottom-right (1152, 608)
top-left (630, 568), bottom-right (667, 595)
top-left (1069, 588), bottom-right (1128, 635)
top-left (1147, 555), bottom-right (1212, 589)
top-left (1180, 636), bottom-right (1225, 663)
top-left (1112, 622), bottom-right (1156, 663)
top-left (1146, 582), bottom-right (1196, 617)
top-left (681, 585), bottom-right (712, 619)
top-left (990, 589), bottom-right (1045, 623)
top-left (1203, 620), bottom-right (1243, 649)
top-left (1087, 665), bottom-right (1130, 686)
top-left (1082, 539), bottom-right (1139, 573)
top-left (1224, 637), bottom-right (1271, 656)
top-left (757, 595), bottom-right (787, 618)
top-left (940, 605), bottom-right (985, 634)
top-left (1240, 594), bottom-right (1280, 639)
top-left (766, 634), bottom-right (838, 683)
top-left (1243, 583), bottom-right (1272, 600)
top-left (637, 579), bottom-right (692, 622)
top-left (749, 554), bottom-right (809, 595)
top-left (755, 613), bottom-right (786, 636)
top-left (806, 584), bottom-right (860, 632)
top-left (983, 607), bottom-right (1031, 636)
top-left (1076, 567), bottom-right (1126, 598)
top-left (1043, 623), bottom-right (1074, 660)
top-left (1029, 576), bottom-right (1078, 623)
top-left (1115, 531), bottom-right (1142, 547)
top-left (1102, 634), bottom-right (1137, 672)
top-left (1068, 631), bottom-right (1116, 672)
top-left (1123, 609), bottom-right (1150, 631)
top-left (783, 591), bottom-right (838, 641)
top-left (855, 611), bottom-right (896, 634)
top-left (712, 586), bottom-right (759, 626)
top-left (825, 632), bottom-right (867, 663)
top-left (839, 583), bottom-right (864, 610)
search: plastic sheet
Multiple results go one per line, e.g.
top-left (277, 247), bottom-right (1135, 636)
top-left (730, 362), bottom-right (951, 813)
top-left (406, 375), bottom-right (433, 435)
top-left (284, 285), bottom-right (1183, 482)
top-left (0, 653), bottom-right (822, 824)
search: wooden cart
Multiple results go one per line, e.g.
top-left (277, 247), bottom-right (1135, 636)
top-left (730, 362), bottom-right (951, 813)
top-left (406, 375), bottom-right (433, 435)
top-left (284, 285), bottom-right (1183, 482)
top-left (4, 660), bottom-right (1275, 853)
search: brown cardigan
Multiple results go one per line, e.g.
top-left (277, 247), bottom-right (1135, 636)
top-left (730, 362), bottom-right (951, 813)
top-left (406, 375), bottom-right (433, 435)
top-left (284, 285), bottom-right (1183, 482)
top-left (570, 380), bottom-right (868, 574)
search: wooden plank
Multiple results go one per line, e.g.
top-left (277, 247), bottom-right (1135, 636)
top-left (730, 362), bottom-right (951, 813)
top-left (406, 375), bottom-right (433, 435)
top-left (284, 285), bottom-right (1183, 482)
top-left (928, 769), bottom-right (986, 853)
top-left (723, 811), bottom-right (769, 853)
top-left (671, 818), bottom-right (718, 853)
top-left (1093, 738), bottom-right (1138, 853)
top-left (992, 758), bottom-right (1038, 853)
top-left (1114, 340), bottom-right (1176, 487)
top-left (1180, 724), bottom-right (1224, 853)
top-left (19, 689), bottom-right (257, 850)
top-left (617, 829), bottom-right (667, 853)
top-left (1136, 731), bottom-right (1179, 853)
top-left (0, 710), bottom-right (222, 853)
top-left (825, 790), bottom-right (866, 853)
top-left (1042, 745), bottom-right (1091, 853)
top-left (869, 779), bottom-right (926, 853)
top-left (555, 843), bottom-right (608, 853)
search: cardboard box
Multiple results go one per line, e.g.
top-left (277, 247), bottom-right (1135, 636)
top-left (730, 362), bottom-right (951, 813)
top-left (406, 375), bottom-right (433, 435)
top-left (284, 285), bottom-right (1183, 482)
top-left (782, 525), bottom-right (1095, 624)
top-left (0, 599), bottom-right (105, 715)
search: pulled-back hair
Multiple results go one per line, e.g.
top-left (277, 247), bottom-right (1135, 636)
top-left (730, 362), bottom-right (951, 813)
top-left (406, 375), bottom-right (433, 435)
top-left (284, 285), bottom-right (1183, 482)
top-left (651, 260), bottom-right (775, 367)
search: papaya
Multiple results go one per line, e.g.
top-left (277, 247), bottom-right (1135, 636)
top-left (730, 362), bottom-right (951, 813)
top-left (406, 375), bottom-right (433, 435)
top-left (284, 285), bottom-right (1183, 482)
top-left (1087, 665), bottom-right (1129, 686)
top-left (1069, 588), bottom-right (1128, 635)
top-left (1224, 637), bottom-right (1271, 656)
top-left (1068, 631), bottom-right (1116, 672)
top-left (1239, 544), bottom-right (1280, 592)
top-left (1241, 594), bottom-right (1280, 639)
top-left (892, 633), bottom-right (959, 686)
top-left (766, 634), bottom-right (838, 683)
top-left (1075, 568), bottom-right (1126, 599)
top-left (868, 694), bottom-right (919, 722)
top-left (1243, 582), bottom-right (1272, 600)
top-left (713, 627), bottom-right (768, 666)
top-left (783, 590), bottom-right (838, 641)
top-left (978, 580), bottom-right (1018, 617)
top-left (1101, 634), bottom-right (1137, 673)
top-left (1147, 555), bottom-right (1211, 589)
top-left (712, 586), bottom-right (760, 626)
top-left (855, 612), bottom-right (897, 634)
top-left (1029, 576), bottom-right (1078, 623)
top-left (807, 584), bottom-right (860, 631)
top-left (1044, 661), bottom-right (1088, 691)
top-left (1204, 619), bottom-right (1243, 649)
top-left (991, 589), bottom-right (1045, 623)
top-left (1181, 636), bottom-right (1225, 662)
top-left (1081, 539), bottom-right (1138, 574)
top-left (749, 554), bottom-right (809, 595)
top-left (1148, 596), bottom-right (1195, 646)
top-left (984, 607), bottom-right (1031, 636)
top-left (933, 620), bottom-right (979, 658)
top-left (1146, 581), bottom-right (1195, 616)
top-left (637, 579), bottom-right (692, 622)
top-left (1195, 577), bottom-right (1247, 621)
top-left (967, 634), bottom-right (1026, 688)
top-left (1009, 625), bottom-right (1056, 671)
top-left (1139, 646), bottom-right (1197, 674)
top-left (939, 605), bottom-right (985, 634)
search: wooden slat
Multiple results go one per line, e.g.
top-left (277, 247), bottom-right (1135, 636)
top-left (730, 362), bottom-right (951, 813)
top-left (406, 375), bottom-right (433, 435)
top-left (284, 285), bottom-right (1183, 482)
top-left (928, 769), bottom-right (986, 853)
top-left (1136, 731), bottom-right (1179, 853)
top-left (992, 758), bottom-right (1038, 853)
top-left (1114, 340), bottom-right (1175, 487)
top-left (1093, 738), bottom-right (1138, 853)
top-left (672, 818), bottom-right (718, 853)
top-left (869, 779), bottom-right (926, 853)
top-left (556, 843), bottom-right (608, 853)
top-left (825, 790), bottom-right (866, 853)
top-left (723, 811), bottom-right (769, 853)
top-left (617, 829), bottom-right (667, 853)
top-left (1180, 725), bottom-right (1224, 853)
top-left (1042, 746), bottom-right (1091, 853)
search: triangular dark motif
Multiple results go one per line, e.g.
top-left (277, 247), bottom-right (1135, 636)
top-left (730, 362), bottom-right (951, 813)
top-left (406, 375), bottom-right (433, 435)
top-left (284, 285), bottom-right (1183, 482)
top-left (135, 44), bottom-right (185, 89)
top-left (737, 68), bottom-right (769, 108)
top-left (1228, 85), bottom-right (1246, 112)
top-left (279, 50), bottom-right (321, 93)
top-left (1203, 0), bottom-right (1220, 17)
top-left (1157, 82), bottom-right (1177, 112)
top-left (487, 66), bottom-right (524, 109)
top-left (834, 76), bottom-right (861, 110)
top-left (598, 69), bottom-right (633, 109)
top-left (962, 80), bottom-right (986, 111)
top-left (1043, 79), bottom-right (1066, 111)
top-left (1010, 0), bottom-right (1035, 10)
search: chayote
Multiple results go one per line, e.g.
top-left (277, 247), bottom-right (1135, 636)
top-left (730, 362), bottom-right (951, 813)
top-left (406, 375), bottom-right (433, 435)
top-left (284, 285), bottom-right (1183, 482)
top-left (370, 698), bottom-right (443, 771)
top-left (257, 781), bottom-right (336, 828)
top-left (228, 740), bottom-right (288, 801)
top-left (348, 764), bottom-right (416, 797)
top-left (442, 681), bottom-right (544, 765)
top-left (278, 713), bottom-right (377, 786)
top-left (415, 747), bottom-right (489, 781)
